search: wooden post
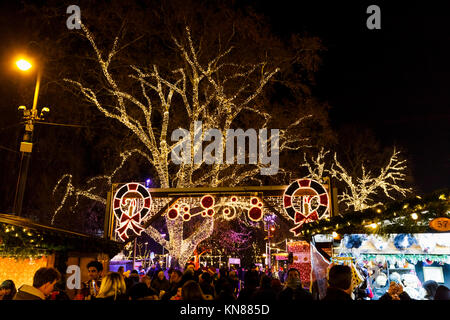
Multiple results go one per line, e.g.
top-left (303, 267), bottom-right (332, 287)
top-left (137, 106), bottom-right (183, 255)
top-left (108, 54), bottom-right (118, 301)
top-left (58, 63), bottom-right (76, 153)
top-left (132, 238), bottom-right (137, 270)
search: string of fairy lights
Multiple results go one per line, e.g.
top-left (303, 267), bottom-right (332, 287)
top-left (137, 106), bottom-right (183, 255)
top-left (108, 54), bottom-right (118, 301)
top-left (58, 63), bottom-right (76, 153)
top-left (0, 222), bottom-right (122, 259)
top-left (298, 190), bottom-right (449, 241)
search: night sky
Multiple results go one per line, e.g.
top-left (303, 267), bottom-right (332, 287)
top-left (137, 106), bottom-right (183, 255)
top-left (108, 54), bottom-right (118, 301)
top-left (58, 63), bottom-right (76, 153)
top-left (251, 0), bottom-right (449, 193)
top-left (0, 0), bottom-right (448, 198)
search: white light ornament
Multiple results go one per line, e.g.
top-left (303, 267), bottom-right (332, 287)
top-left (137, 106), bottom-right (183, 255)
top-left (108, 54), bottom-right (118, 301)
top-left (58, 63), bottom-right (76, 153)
top-left (283, 178), bottom-right (330, 236)
top-left (113, 183), bottom-right (152, 241)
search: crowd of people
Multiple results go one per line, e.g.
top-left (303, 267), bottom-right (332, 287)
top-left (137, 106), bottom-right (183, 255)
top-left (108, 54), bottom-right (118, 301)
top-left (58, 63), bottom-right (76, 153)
top-left (1, 260), bottom-right (449, 301)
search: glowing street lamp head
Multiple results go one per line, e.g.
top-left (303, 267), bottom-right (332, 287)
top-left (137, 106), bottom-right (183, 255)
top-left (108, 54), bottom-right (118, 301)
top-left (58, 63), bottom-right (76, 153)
top-left (16, 59), bottom-right (32, 71)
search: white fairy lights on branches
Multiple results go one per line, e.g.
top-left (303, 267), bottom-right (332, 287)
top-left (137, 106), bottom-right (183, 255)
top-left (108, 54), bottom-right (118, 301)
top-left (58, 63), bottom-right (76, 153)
top-left (53, 21), bottom-right (313, 267)
top-left (302, 147), bottom-right (412, 212)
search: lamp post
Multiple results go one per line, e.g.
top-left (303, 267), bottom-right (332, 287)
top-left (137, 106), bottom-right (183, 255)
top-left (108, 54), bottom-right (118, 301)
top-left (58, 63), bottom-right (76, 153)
top-left (13, 59), bottom-right (48, 216)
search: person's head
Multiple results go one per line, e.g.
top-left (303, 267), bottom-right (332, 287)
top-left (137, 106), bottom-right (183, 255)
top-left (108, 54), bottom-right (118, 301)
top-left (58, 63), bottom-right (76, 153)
top-left (207, 266), bottom-right (216, 276)
top-left (422, 280), bottom-right (439, 299)
top-left (246, 271), bottom-right (259, 289)
top-left (219, 267), bottom-right (228, 279)
top-left (33, 267), bottom-right (61, 297)
top-left (170, 269), bottom-right (183, 283)
top-left (97, 272), bottom-right (126, 299)
top-left (0, 280), bottom-right (16, 300)
top-left (271, 278), bottom-right (282, 291)
top-left (229, 270), bottom-right (237, 279)
top-left (157, 270), bottom-right (166, 281)
top-left (260, 275), bottom-right (272, 289)
top-left (185, 262), bottom-right (195, 271)
top-left (87, 261), bottom-right (103, 281)
top-left (118, 266), bottom-right (124, 274)
top-left (141, 275), bottom-right (152, 287)
top-left (129, 282), bottom-right (158, 300)
top-left (327, 265), bottom-right (353, 294)
top-left (287, 268), bottom-right (301, 281)
top-left (182, 280), bottom-right (205, 301)
top-left (434, 285), bottom-right (450, 300)
top-left (199, 272), bottom-right (212, 285)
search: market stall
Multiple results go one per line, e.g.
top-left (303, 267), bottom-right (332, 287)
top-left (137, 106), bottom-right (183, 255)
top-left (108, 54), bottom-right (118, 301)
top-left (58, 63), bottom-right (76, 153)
top-left (337, 233), bottom-right (450, 299)
top-left (0, 213), bottom-right (122, 298)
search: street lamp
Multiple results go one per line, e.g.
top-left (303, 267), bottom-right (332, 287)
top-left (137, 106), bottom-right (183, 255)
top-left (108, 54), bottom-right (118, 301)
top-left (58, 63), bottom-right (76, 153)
top-left (13, 57), bottom-right (49, 216)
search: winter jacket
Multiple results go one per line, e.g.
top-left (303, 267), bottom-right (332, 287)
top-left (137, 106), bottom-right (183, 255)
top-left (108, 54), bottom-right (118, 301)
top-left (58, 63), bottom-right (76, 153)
top-left (278, 286), bottom-right (313, 301)
top-left (151, 278), bottom-right (170, 294)
top-left (321, 287), bottom-right (353, 301)
top-left (13, 285), bottom-right (46, 300)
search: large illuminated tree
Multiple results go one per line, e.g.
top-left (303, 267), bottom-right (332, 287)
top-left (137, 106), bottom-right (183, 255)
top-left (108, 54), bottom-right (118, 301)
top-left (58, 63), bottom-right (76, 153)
top-left (49, 1), bottom-right (327, 267)
top-left (302, 147), bottom-right (412, 212)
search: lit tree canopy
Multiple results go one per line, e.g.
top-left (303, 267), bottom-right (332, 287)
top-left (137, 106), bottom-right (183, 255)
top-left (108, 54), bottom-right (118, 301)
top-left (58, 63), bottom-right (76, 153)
top-left (302, 147), bottom-right (412, 212)
top-left (47, 0), bottom-right (329, 266)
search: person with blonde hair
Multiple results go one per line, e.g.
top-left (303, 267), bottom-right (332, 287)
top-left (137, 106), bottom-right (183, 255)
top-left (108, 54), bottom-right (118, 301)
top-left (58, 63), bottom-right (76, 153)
top-left (95, 272), bottom-right (128, 300)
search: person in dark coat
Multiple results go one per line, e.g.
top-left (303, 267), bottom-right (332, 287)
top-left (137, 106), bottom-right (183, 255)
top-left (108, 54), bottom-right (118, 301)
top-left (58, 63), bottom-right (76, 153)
top-left (238, 270), bottom-right (259, 302)
top-left (215, 281), bottom-right (236, 302)
top-left (161, 269), bottom-right (183, 300)
top-left (434, 285), bottom-right (450, 300)
top-left (125, 270), bottom-right (140, 297)
top-left (198, 272), bottom-right (215, 298)
top-left (422, 280), bottom-right (439, 300)
top-left (251, 275), bottom-right (277, 301)
top-left (14, 267), bottom-right (61, 300)
top-left (214, 267), bottom-right (230, 297)
top-left (150, 270), bottom-right (170, 295)
top-left (278, 268), bottom-right (312, 301)
top-left (129, 282), bottom-right (159, 300)
top-left (321, 265), bottom-right (353, 301)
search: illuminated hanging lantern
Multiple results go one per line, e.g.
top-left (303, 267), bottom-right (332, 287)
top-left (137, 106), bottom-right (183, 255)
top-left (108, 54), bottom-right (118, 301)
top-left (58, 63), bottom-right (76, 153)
top-left (248, 197), bottom-right (264, 222)
top-left (113, 183), bottom-right (152, 241)
top-left (200, 195), bottom-right (215, 209)
top-left (283, 178), bottom-right (330, 236)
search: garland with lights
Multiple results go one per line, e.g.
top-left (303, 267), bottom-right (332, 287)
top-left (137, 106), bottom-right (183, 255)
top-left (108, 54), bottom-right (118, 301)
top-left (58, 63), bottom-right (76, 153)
top-left (0, 222), bottom-right (123, 260)
top-left (358, 253), bottom-right (450, 264)
top-left (298, 189), bottom-right (450, 241)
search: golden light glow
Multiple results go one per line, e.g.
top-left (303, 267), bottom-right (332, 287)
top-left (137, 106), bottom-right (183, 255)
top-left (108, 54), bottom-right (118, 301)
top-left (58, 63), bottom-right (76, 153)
top-left (0, 256), bottom-right (48, 288)
top-left (411, 213), bottom-right (418, 220)
top-left (16, 59), bottom-right (32, 71)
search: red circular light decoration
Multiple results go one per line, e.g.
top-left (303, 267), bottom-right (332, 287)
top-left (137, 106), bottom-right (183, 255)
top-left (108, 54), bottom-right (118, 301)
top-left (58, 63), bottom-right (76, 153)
top-left (201, 195), bottom-right (215, 209)
top-left (183, 213), bottom-right (191, 221)
top-left (251, 197), bottom-right (258, 205)
top-left (249, 207), bottom-right (262, 221)
top-left (207, 209), bottom-right (215, 216)
top-left (168, 208), bottom-right (178, 220)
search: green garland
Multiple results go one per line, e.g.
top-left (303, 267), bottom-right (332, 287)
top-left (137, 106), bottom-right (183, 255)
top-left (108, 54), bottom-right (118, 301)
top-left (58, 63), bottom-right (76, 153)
top-left (298, 188), bottom-right (450, 241)
top-left (0, 222), bottom-right (123, 259)
top-left (359, 253), bottom-right (450, 264)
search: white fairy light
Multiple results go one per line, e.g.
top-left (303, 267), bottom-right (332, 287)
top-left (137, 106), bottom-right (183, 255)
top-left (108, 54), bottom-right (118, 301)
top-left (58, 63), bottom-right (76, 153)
top-left (301, 147), bottom-right (411, 212)
top-left (56, 22), bottom-right (314, 267)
